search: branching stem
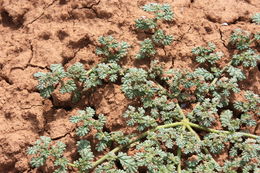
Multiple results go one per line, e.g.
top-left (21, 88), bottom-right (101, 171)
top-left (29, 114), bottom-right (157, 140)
top-left (69, 118), bottom-right (259, 170)
top-left (187, 121), bottom-right (259, 139)
top-left (69, 61), bottom-right (258, 171)
top-left (177, 125), bottom-right (186, 173)
top-left (189, 60), bottom-right (232, 114)
top-left (91, 121), bottom-right (183, 169)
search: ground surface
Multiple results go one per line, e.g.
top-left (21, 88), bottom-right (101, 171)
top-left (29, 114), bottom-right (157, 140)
top-left (0, 0), bottom-right (259, 172)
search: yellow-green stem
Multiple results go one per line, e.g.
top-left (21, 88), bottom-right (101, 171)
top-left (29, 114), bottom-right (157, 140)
top-left (68, 119), bottom-right (259, 170)
top-left (176, 103), bottom-right (186, 119)
top-left (186, 123), bottom-right (220, 169)
top-left (69, 79), bottom-right (259, 170)
top-left (177, 125), bottom-right (186, 173)
top-left (177, 148), bottom-right (182, 173)
top-left (187, 121), bottom-right (259, 139)
top-left (91, 121), bottom-right (184, 169)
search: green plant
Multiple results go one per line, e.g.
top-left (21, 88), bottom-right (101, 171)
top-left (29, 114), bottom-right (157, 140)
top-left (135, 3), bottom-right (173, 30)
top-left (192, 42), bottom-right (223, 64)
top-left (96, 36), bottom-right (130, 62)
top-left (230, 29), bottom-right (251, 50)
top-left (142, 3), bottom-right (173, 21)
top-left (27, 136), bottom-right (68, 172)
top-left (232, 49), bottom-right (260, 67)
top-left (136, 39), bottom-right (156, 59)
top-left (28, 3), bottom-right (260, 173)
top-left (34, 37), bottom-right (129, 102)
top-left (135, 3), bottom-right (174, 59)
top-left (252, 13), bottom-right (260, 24)
top-left (229, 28), bottom-right (260, 69)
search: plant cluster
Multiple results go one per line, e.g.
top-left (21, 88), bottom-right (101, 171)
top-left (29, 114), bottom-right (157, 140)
top-left (229, 28), bottom-right (260, 68)
top-left (34, 36), bottom-right (129, 102)
top-left (252, 13), bottom-right (260, 25)
top-left (28, 3), bottom-right (260, 173)
top-left (135, 3), bottom-right (174, 59)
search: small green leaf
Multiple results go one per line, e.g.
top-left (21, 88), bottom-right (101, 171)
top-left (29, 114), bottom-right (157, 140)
top-left (118, 152), bottom-right (138, 173)
top-left (252, 13), bottom-right (260, 24)
top-left (60, 80), bottom-right (77, 94)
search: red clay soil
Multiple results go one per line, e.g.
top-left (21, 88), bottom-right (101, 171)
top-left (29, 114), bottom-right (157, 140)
top-left (0, 0), bottom-right (259, 172)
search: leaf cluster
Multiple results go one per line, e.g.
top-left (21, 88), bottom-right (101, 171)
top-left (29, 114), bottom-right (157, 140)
top-left (192, 42), bottom-right (223, 65)
top-left (252, 13), bottom-right (260, 25)
top-left (27, 136), bottom-right (68, 173)
top-left (34, 37), bottom-right (129, 102)
top-left (96, 36), bottom-right (130, 62)
top-left (135, 3), bottom-right (174, 59)
top-left (229, 29), bottom-right (260, 67)
top-left (28, 3), bottom-right (260, 173)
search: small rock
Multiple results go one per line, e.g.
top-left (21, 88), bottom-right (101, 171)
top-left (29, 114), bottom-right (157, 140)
top-left (221, 23), bottom-right (229, 26)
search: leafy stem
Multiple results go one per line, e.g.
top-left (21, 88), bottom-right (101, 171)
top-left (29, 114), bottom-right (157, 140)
top-left (210, 60), bottom-right (232, 86)
top-left (67, 119), bottom-right (258, 170)
top-left (187, 121), bottom-right (258, 139)
top-left (91, 121), bottom-right (184, 169)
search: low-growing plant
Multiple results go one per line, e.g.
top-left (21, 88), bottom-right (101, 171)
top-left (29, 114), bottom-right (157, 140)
top-left (252, 13), bottom-right (260, 25)
top-left (229, 28), bottom-right (260, 69)
top-left (192, 42), bottom-right (223, 65)
top-left (135, 3), bottom-right (174, 59)
top-left (28, 3), bottom-right (260, 173)
top-left (95, 36), bottom-right (130, 62)
top-left (230, 29), bottom-right (251, 50)
top-left (34, 36), bottom-right (129, 102)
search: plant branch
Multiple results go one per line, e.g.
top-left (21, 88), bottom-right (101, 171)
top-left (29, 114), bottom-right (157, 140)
top-left (177, 125), bottom-right (186, 173)
top-left (187, 121), bottom-right (259, 139)
top-left (210, 61), bottom-right (232, 86)
top-left (69, 81), bottom-right (258, 170)
top-left (89, 119), bottom-right (259, 170)
top-left (177, 147), bottom-right (182, 173)
top-left (91, 121), bottom-right (184, 169)
top-left (189, 60), bottom-right (232, 114)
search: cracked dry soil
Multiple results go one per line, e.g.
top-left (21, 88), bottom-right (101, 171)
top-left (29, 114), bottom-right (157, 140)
top-left (0, 0), bottom-right (259, 172)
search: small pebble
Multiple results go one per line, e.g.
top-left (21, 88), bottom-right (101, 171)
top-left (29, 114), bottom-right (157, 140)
top-left (221, 23), bottom-right (228, 26)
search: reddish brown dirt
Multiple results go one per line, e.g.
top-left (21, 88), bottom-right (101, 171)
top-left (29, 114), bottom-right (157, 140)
top-left (0, 0), bottom-right (259, 172)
